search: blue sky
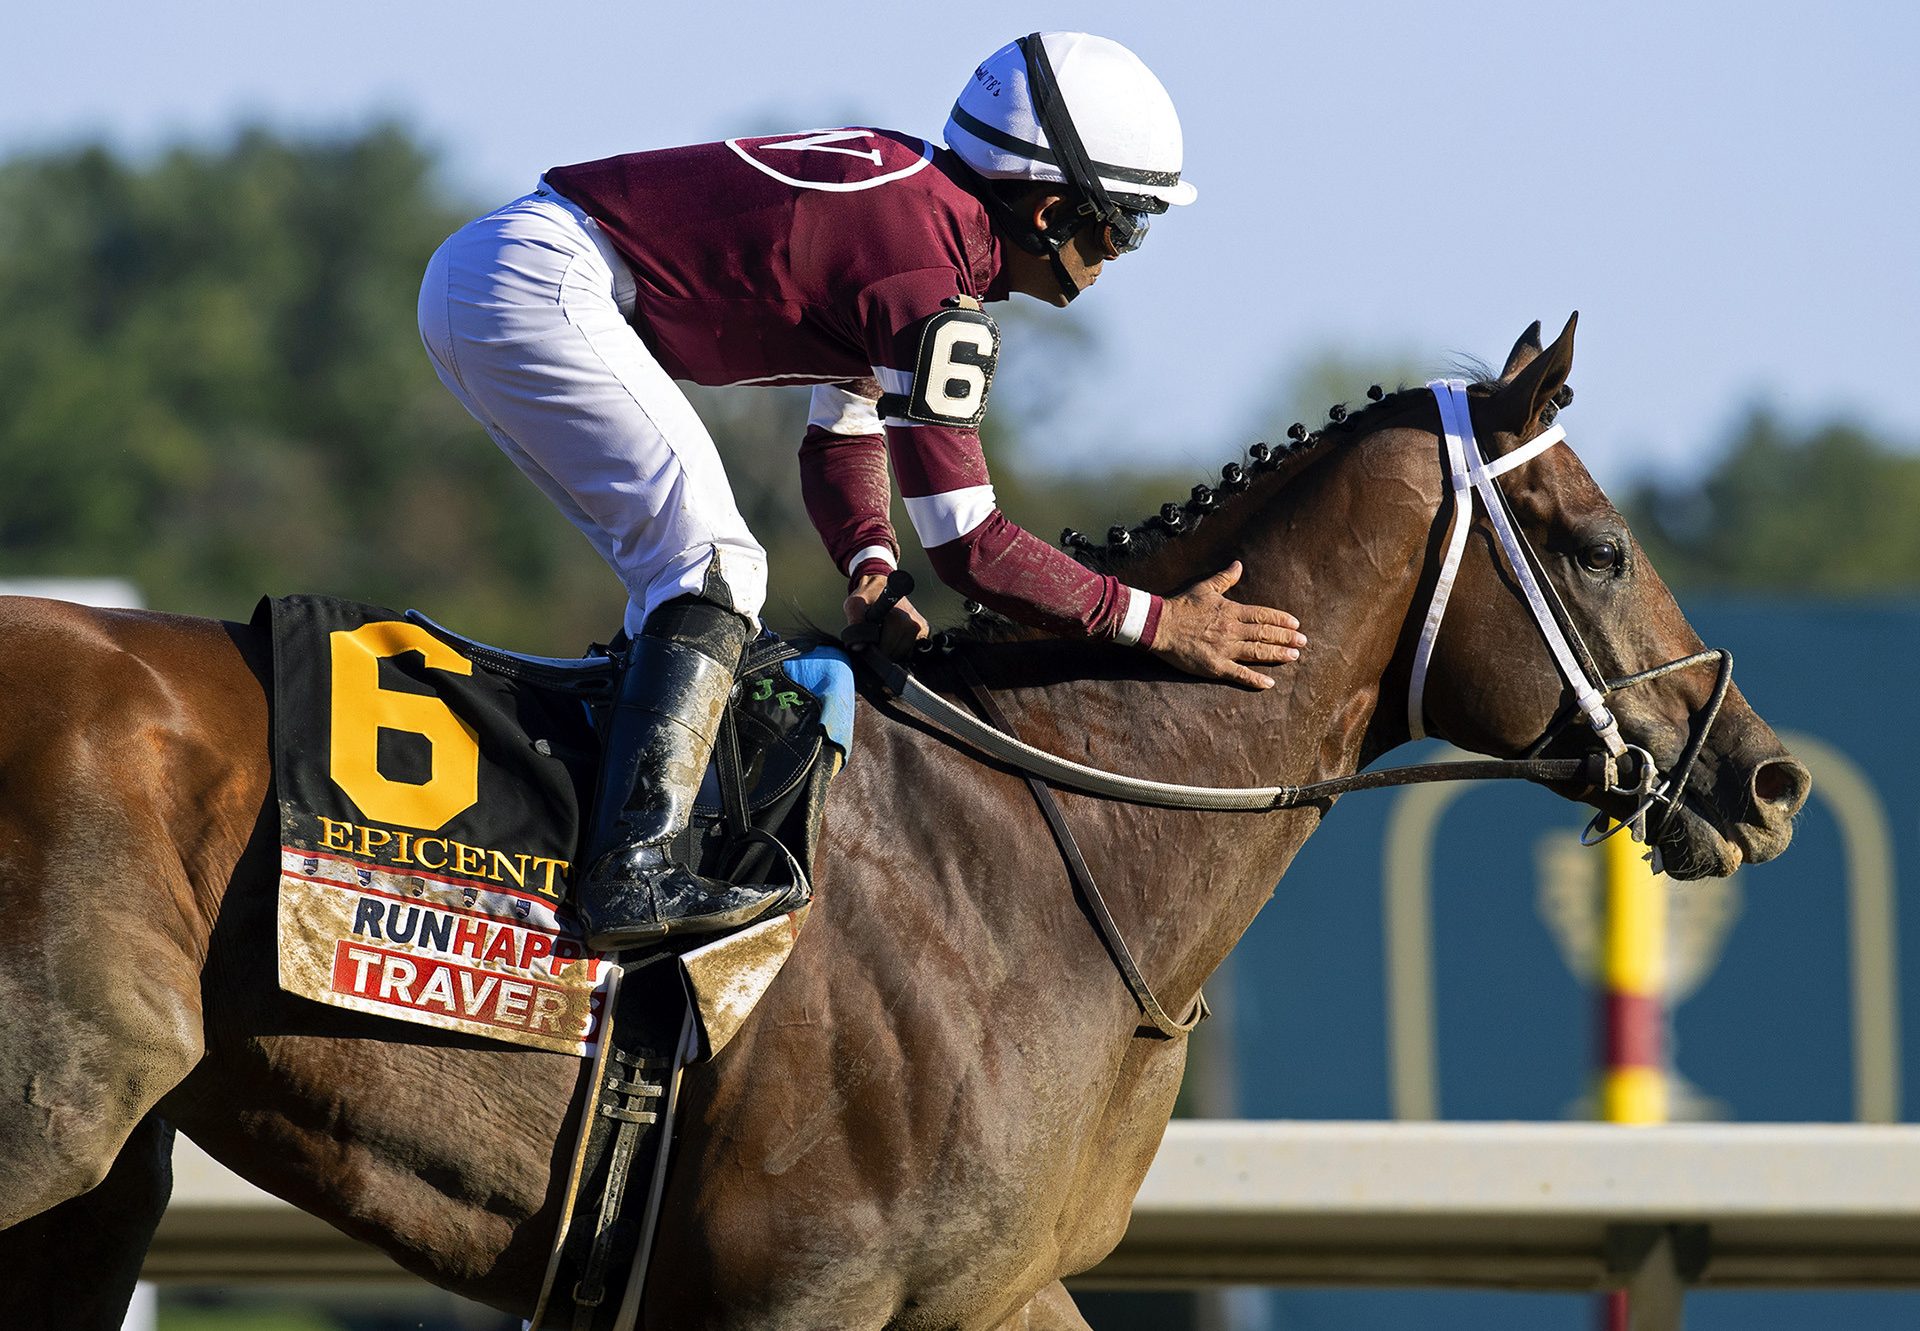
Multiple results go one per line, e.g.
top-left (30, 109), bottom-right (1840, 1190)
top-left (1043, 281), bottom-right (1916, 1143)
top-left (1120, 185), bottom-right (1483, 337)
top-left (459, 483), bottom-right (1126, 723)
top-left (7, 1), bottom-right (1914, 488)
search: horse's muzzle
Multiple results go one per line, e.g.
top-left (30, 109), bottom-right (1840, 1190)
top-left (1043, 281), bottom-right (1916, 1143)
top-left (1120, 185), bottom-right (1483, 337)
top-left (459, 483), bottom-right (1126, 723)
top-left (1658, 735), bottom-right (1811, 880)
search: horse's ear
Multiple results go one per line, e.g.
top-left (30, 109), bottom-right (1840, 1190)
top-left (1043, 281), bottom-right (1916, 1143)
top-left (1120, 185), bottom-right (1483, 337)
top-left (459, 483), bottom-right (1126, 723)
top-left (1499, 321), bottom-right (1544, 382)
top-left (1489, 312), bottom-right (1576, 436)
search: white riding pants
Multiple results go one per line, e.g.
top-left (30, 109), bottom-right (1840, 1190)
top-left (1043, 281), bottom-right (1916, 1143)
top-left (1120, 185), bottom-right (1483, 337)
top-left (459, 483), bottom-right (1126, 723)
top-left (417, 184), bottom-right (767, 636)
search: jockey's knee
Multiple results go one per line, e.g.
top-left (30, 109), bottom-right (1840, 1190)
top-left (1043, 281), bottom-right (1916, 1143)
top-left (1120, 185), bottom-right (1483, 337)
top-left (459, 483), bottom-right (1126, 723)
top-left (632, 544), bottom-right (768, 637)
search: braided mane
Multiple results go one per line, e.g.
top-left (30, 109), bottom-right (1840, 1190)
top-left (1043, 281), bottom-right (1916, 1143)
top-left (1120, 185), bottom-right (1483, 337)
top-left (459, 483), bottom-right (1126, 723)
top-left (1069, 381), bottom-right (1443, 577)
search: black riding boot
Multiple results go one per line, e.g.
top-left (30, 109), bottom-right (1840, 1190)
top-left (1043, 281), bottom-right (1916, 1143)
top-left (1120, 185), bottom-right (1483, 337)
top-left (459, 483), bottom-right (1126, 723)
top-left (574, 596), bottom-right (798, 951)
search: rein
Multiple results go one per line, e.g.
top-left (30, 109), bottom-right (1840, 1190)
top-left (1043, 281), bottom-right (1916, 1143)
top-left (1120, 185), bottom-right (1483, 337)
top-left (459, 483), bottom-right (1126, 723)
top-left (855, 645), bottom-right (1630, 810)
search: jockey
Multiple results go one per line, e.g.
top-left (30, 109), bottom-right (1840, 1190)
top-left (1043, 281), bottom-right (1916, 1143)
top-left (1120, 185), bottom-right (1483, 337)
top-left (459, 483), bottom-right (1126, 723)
top-left (417, 32), bottom-right (1306, 952)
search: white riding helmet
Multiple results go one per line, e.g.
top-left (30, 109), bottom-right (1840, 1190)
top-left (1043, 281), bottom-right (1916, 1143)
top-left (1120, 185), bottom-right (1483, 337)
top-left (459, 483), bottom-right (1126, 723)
top-left (944, 32), bottom-right (1197, 215)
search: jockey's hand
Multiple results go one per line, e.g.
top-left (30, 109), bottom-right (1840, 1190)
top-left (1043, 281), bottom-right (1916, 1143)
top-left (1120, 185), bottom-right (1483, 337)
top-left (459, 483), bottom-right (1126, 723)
top-left (1148, 561), bottom-right (1305, 690)
top-left (844, 573), bottom-right (930, 660)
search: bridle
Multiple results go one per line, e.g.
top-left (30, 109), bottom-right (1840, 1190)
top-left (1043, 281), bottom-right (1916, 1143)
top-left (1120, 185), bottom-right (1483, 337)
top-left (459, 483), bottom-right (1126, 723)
top-left (847, 381), bottom-right (1734, 1031)
top-left (1410, 379), bottom-right (1733, 858)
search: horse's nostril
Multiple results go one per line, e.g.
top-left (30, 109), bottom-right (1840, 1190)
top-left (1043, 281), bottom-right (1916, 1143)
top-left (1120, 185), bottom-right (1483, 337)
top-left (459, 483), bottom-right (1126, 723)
top-left (1752, 758), bottom-right (1811, 817)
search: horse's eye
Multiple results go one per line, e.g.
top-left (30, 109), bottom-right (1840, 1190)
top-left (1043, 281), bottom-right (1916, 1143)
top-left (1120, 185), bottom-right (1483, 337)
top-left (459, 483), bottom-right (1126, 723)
top-left (1579, 539), bottom-right (1621, 574)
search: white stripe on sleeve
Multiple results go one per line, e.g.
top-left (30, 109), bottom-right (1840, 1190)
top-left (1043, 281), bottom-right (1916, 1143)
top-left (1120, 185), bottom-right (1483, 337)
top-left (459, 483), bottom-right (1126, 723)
top-left (1114, 587), bottom-right (1152, 646)
top-left (903, 485), bottom-right (997, 548)
top-left (843, 544), bottom-right (897, 576)
top-left (808, 385), bottom-right (883, 436)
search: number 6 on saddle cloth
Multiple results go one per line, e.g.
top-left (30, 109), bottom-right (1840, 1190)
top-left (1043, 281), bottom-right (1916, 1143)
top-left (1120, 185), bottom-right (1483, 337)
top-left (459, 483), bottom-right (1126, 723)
top-left (260, 593), bottom-right (853, 1061)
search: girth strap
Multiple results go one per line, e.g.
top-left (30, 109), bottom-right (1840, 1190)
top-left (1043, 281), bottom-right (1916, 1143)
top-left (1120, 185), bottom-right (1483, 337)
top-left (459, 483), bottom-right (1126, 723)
top-left (953, 660), bottom-right (1205, 1039)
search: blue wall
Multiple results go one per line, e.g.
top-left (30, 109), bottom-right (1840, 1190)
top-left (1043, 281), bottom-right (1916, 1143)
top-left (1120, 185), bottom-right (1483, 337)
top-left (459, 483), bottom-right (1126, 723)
top-left (1219, 602), bottom-right (1920, 1329)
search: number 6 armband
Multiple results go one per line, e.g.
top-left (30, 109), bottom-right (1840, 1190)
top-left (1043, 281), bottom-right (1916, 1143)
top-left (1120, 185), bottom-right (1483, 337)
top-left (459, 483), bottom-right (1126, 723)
top-left (879, 304), bottom-right (1000, 429)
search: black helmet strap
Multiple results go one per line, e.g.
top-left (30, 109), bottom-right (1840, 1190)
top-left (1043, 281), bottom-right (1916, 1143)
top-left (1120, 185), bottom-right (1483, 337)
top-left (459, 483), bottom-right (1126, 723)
top-left (1019, 33), bottom-right (1143, 254)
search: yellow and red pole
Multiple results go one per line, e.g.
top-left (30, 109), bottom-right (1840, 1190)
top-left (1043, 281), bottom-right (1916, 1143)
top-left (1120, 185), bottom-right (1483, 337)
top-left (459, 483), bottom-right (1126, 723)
top-left (1601, 829), bottom-right (1668, 1124)
top-left (1598, 826), bottom-right (1668, 1330)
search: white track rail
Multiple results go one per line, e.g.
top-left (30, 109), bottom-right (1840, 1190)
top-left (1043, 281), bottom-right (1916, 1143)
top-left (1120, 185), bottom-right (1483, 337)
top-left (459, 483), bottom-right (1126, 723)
top-left (1086, 1120), bottom-right (1920, 1289)
top-left (151, 1120), bottom-right (1920, 1325)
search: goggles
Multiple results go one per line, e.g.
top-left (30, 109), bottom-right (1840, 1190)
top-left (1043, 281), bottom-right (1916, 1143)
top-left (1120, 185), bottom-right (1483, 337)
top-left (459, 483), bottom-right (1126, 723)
top-left (1107, 209), bottom-right (1151, 255)
top-left (1056, 202), bottom-right (1152, 259)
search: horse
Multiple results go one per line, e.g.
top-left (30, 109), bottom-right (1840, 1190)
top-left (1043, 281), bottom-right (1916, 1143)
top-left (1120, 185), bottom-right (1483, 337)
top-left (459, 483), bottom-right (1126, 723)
top-left (0, 316), bottom-right (1808, 1329)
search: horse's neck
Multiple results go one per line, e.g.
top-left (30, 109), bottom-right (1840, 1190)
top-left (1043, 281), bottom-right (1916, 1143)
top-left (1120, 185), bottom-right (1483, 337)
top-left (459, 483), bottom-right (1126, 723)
top-left (986, 433), bottom-right (1434, 1008)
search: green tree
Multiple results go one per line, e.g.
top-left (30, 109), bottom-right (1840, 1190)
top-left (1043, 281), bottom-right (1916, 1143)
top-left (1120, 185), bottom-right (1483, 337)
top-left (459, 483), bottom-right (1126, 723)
top-left (1624, 410), bottom-right (1920, 594)
top-left (0, 124), bottom-right (629, 648)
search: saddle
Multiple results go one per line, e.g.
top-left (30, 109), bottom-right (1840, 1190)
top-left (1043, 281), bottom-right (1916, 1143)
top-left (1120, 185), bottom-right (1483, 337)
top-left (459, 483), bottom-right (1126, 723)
top-left (262, 594), bottom-right (852, 1330)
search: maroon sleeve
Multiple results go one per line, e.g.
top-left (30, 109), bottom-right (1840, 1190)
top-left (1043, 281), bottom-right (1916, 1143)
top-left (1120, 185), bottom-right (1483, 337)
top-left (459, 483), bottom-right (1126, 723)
top-left (798, 420), bottom-right (897, 583)
top-left (925, 510), bottom-right (1164, 645)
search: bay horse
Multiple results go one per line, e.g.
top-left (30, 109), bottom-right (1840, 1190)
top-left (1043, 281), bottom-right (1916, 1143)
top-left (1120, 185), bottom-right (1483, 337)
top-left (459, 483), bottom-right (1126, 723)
top-left (0, 317), bottom-right (1807, 1329)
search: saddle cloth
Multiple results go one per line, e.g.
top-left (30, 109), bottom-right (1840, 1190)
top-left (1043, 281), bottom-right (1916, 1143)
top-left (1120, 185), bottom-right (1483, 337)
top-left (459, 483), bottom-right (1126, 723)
top-left (261, 594), bottom-right (851, 1058)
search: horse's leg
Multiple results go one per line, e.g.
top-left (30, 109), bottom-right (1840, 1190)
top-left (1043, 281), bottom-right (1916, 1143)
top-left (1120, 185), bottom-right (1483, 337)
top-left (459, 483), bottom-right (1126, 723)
top-left (0, 1113), bottom-right (174, 1330)
top-left (987, 1282), bottom-right (1093, 1331)
top-left (0, 603), bottom-right (234, 1228)
top-left (0, 860), bottom-right (204, 1233)
top-left (0, 834), bottom-right (205, 1230)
